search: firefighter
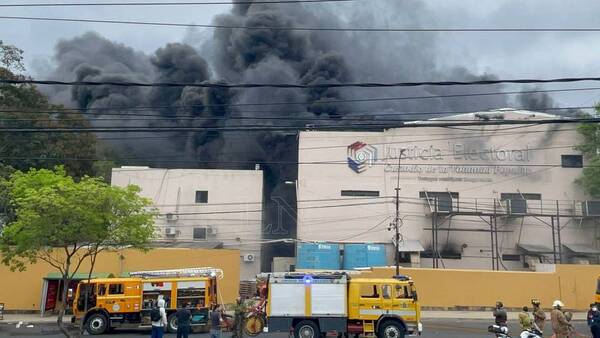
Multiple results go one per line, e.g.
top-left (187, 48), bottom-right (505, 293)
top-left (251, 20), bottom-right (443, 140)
top-left (232, 297), bottom-right (246, 338)
top-left (551, 300), bottom-right (570, 338)
top-left (531, 299), bottom-right (546, 334)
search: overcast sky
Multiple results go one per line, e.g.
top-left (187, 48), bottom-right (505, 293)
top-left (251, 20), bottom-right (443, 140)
top-left (2, 0), bottom-right (600, 109)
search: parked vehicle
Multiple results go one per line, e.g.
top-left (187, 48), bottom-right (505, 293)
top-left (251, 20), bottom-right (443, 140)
top-left (71, 267), bottom-right (222, 335)
top-left (488, 324), bottom-right (510, 338)
top-left (245, 272), bottom-right (422, 338)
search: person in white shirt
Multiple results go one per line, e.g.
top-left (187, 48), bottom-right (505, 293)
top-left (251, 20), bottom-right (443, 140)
top-left (151, 298), bottom-right (168, 338)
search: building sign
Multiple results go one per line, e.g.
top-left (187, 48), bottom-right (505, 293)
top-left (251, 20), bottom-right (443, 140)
top-left (347, 141), bottom-right (377, 173)
top-left (384, 143), bottom-right (531, 162)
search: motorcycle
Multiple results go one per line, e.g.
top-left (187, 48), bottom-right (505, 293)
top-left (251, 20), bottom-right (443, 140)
top-left (519, 328), bottom-right (542, 338)
top-left (488, 324), bottom-right (510, 338)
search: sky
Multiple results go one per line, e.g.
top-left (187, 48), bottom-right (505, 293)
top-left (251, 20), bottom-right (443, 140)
top-left (2, 0), bottom-right (600, 109)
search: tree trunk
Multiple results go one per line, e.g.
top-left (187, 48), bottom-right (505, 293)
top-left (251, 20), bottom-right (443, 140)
top-left (58, 261), bottom-right (76, 338)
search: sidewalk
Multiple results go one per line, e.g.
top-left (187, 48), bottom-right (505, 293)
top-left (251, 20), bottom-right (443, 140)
top-left (0, 311), bottom-right (590, 324)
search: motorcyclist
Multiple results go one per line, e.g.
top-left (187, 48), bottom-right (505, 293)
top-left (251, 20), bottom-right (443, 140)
top-left (494, 301), bottom-right (508, 327)
top-left (519, 306), bottom-right (533, 331)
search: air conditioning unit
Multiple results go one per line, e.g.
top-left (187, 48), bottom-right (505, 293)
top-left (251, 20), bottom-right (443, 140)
top-left (243, 253), bottom-right (255, 262)
top-left (582, 201), bottom-right (600, 217)
top-left (506, 199), bottom-right (527, 215)
top-left (166, 213), bottom-right (178, 222)
top-left (165, 227), bottom-right (177, 237)
top-left (207, 226), bottom-right (217, 236)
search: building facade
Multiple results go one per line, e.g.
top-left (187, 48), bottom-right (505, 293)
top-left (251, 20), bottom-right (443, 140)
top-left (111, 167), bottom-right (263, 279)
top-left (297, 109), bottom-right (599, 270)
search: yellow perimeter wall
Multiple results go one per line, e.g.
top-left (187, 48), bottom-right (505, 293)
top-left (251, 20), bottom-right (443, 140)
top-left (0, 248), bottom-right (240, 312)
top-left (357, 265), bottom-right (600, 311)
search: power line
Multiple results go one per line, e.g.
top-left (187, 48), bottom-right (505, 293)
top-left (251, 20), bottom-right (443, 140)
top-left (0, 106), bottom-right (595, 122)
top-left (0, 116), bottom-right (598, 132)
top-left (0, 0), bottom-right (354, 7)
top-left (0, 155), bottom-right (589, 168)
top-left (5, 76), bottom-right (600, 89)
top-left (2, 87), bottom-right (600, 113)
top-left (3, 15), bottom-right (600, 32)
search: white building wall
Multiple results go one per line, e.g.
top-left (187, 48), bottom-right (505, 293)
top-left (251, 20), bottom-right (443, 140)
top-left (297, 111), bottom-right (594, 270)
top-left (111, 168), bottom-right (263, 280)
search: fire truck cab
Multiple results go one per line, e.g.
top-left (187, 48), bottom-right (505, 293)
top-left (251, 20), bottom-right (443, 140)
top-left (72, 267), bottom-right (221, 335)
top-left (264, 272), bottom-right (422, 338)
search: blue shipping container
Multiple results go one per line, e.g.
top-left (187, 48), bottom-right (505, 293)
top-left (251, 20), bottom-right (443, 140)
top-left (296, 243), bottom-right (341, 270)
top-left (342, 244), bottom-right (386, 270)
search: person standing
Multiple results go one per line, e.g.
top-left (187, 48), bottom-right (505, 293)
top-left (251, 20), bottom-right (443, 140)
top-left (151, 298), bottom-right (168, 338)
top-left (211, 304), bottom-right (223, 338)
top-left (532, 299), bottom-right (546, 334)
top-left (550, 300), bottom-right (570, 338)
top-left (176, 302), bottom-right (192, 338)
top-left (589, 304), bottom-right (600, 338)
top-left (232, 297), bottom-right (247, 338)
top-left (519, 306), bottom-right (533, 332)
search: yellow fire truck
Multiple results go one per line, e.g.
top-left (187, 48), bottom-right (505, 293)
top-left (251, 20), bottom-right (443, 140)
top-left (252, 272), bottom-right (422, 338)
top-left (71, 267), bottom-right (222, 335)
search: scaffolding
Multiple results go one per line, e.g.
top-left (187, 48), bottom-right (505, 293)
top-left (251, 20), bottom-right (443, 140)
top-left (422, 197), bottom-right (600, 270)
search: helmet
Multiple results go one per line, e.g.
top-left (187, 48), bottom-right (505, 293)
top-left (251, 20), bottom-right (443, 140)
top-left (496, 301), bottom-right (504, 308)
top-left (552, 300), bottom-right (564, 308)
top-left (531, 299), bottom-right (540, 306)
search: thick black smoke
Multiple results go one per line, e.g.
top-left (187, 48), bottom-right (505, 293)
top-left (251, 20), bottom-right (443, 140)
top-left (42, 0), bottom-right (568, 269)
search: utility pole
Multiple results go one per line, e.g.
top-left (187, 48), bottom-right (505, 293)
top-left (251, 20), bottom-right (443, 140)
top-left (394, 149), bottom-right (406, 276)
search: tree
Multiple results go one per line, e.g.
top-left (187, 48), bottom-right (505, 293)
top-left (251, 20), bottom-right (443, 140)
top-left (0, 40), bottom-right (98, 178)
top-left (576, 104), bottom-right (600, 197)
top-left (0, 167), bottom-right (157, 337)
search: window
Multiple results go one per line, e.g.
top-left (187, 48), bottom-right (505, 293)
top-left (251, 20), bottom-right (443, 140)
top-left (195, 190), bottom-right (208, 203)
top-left (382, 285), bottom-right (392, 299)
top-left (341, 190), bottom-right (380, 197)
top-left (394, 285), bottom-right (407, 299)
top-left (419, 191), bottom-right (458, 212)
top-left (98, 284), bottom-right (107, 296)
top-left (419, 191), bottom-right (459, 199)
top-left (500, 193), bottom-right (541, 200)
top-left (193, 227), bottom-right (207, 240)
top-left (109, 284), bottom-right (124, 295)
top-left (359, 284), bottom-right (380, 298)
top-left (502, 254), bottom-right (521, 262)
top-left (561, 155), bottom-right (583, 168)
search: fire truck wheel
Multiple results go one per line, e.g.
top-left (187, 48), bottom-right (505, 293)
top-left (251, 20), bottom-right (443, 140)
top-left (294, 320), bottom-right (320, 338)
top-left (86, 313), bottom-right (108, 335)
top-left (244, 314), bottom-right (265, 336)
top-left (378, 321), bottom-right (405, 338)
top-left (167, 313), bottom-right (178, 333)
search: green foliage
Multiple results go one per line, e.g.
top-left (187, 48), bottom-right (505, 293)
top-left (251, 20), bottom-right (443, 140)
top-left (0, 40), bottom-right (98, 178)
top-left (576, 104), bottom-right (600, 197)
top-left (0, 166), bottom-right (157, 272)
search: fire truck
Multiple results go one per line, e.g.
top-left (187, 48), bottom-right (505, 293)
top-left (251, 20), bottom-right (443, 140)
top-left (246, 272), bottom-right (422, 338)
top-left (71, 267), bottom-right (222, 335)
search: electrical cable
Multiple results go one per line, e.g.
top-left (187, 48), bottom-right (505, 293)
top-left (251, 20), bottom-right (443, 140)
top-left (2, 87), bottom-right (599, 113)
top-left (5, 76), bottom-right (600, 89)
top-left (0, 0), bottom-right (356, 7)
top-left (4, 15), bottom-right (600, 33)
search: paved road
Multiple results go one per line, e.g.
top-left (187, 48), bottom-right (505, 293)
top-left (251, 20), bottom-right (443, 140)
top-left (0, 320), bottom-right (592, 338)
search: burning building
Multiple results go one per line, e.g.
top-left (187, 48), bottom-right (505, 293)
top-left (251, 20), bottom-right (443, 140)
top-left (296, 109), bottom-right (598, 271)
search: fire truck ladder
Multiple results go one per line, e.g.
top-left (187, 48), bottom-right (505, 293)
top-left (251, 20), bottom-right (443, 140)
top-left (129, 267), bottom-right (224, 279)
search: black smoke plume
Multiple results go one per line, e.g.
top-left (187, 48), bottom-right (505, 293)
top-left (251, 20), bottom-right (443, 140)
top-left (42, 1), bottom-right (568, 270)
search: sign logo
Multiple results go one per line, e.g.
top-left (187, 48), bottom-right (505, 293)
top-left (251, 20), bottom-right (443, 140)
top-left (347, 141), bottom-right (377, 173)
